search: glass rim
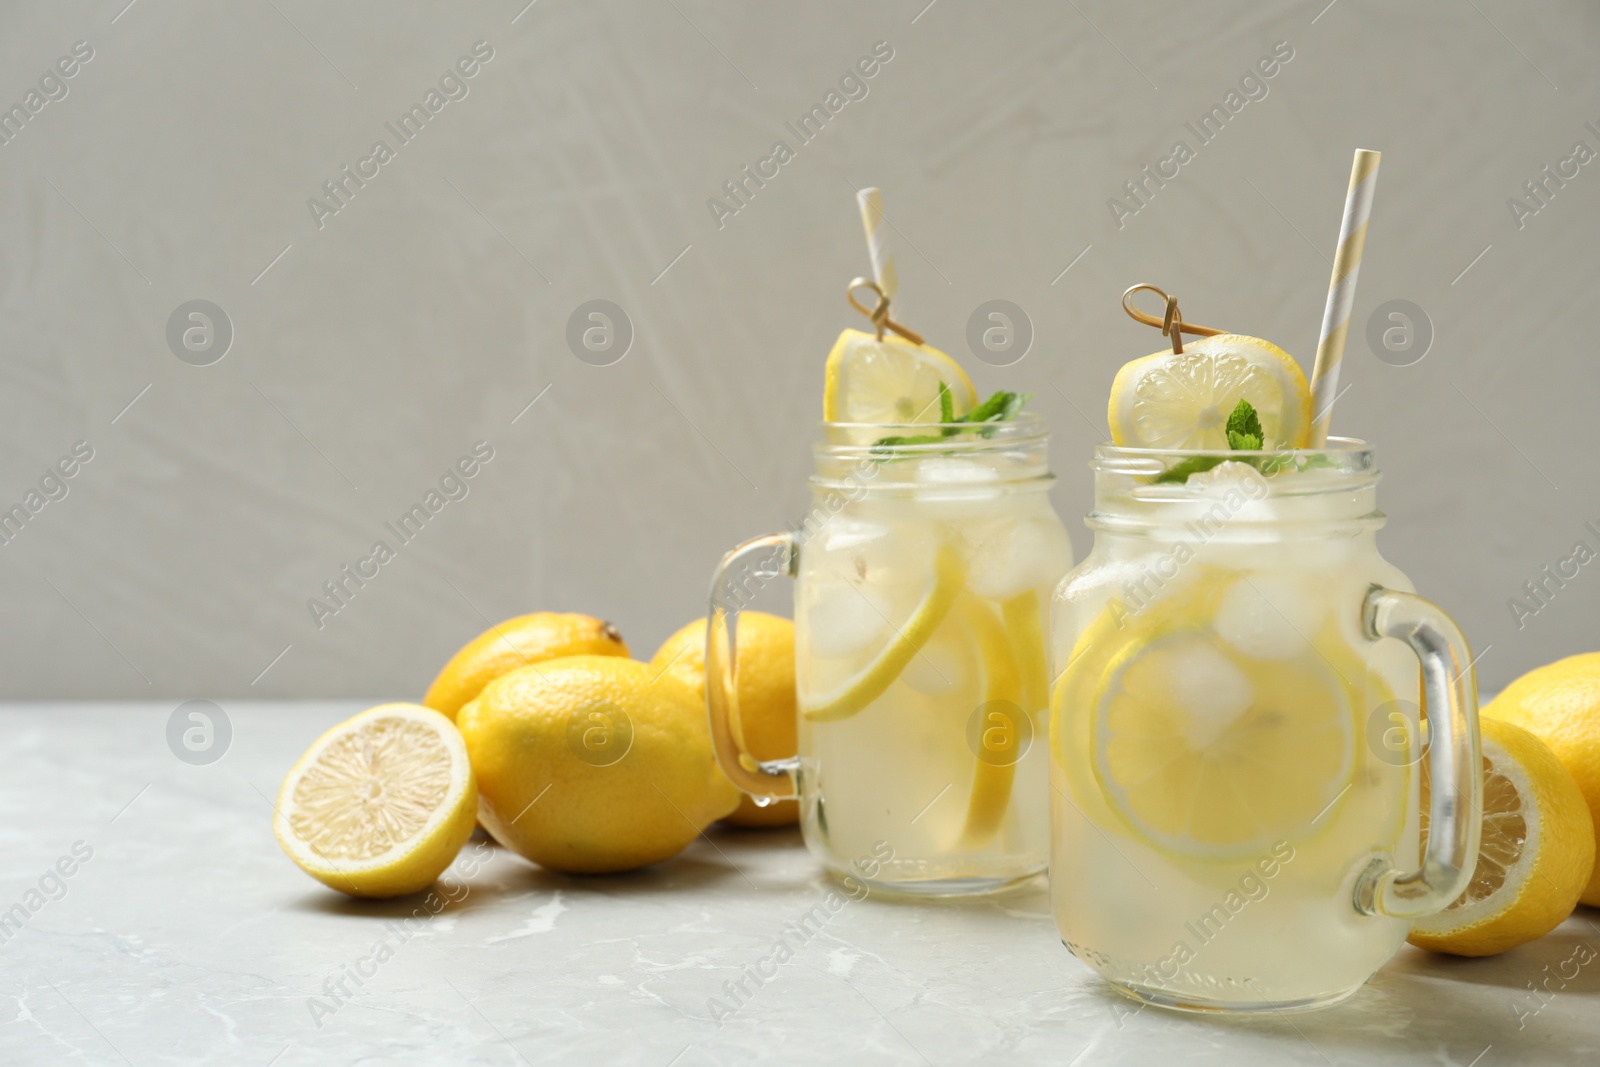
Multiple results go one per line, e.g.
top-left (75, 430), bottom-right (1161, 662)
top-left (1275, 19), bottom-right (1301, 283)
top-left (1093, 435), bottom-right (1371, 461)
top-left (819, 411), bottom-right (1049, 434)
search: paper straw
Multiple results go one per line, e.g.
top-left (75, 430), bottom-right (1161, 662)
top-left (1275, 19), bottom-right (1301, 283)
top-left (856, 187), bottom-right (898, 300)
top-left (1308, 149), bottom-right (1381, 447)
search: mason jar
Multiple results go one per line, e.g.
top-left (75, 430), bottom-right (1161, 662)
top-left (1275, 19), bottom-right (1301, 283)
top-left (1049, 441), bottom-right (1481, 1011)
top-left (708, 414), bottom-right (1074, 896)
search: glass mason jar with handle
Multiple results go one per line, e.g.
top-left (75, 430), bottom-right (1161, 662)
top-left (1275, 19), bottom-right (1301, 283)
top-left (1050, 441), bottom-right (1482, 1012)
top-left (708, 415), bottom-right (1073, 896)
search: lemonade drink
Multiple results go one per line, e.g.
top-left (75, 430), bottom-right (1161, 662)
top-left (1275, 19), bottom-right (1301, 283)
top-left (1050, 445), bottom-right (1463, 1009)
top-left (795, 416), bottom-right (1072, 893)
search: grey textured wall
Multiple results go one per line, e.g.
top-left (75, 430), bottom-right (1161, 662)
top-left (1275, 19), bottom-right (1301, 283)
top-left (1, 0), bottom-right (1596, 699)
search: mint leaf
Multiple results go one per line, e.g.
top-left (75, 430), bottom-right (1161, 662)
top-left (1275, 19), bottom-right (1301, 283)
top-left (870, 389), bottom-right (1032, 459)
top-left (1226, 428), bottom-right (1262, 451)
top-left (999, 391), bottom-right (1031, 421)
top-left (957, 390), bottom-right (1014, 425)
top-left (1153, 455), bottom-right (1227, 484)
top-left (1157, 397), bottom-right (1264, 482)
top-left (871, 433), bottom-right (946, 453)
top-left (1258, 450), bottom-right (1336, 476)
top-left (1225, 398), bottom-right (1262, 447)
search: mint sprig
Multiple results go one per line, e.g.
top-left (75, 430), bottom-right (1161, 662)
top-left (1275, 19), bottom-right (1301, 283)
top-left (1224, 398), bottom-right (1263, 451)
top-left (1150, 399), bottom-right (1340, 483)
top-left (870, 384), bottom-right (1033, 458)
top-left (1153, 398), bottom-right (1264, 484)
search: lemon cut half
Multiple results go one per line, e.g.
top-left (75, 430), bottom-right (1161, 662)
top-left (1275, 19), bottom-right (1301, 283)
top-left (1408, 717), bottom-right (1594, 957)
top-left (274, 703), bottom-right (477, 898)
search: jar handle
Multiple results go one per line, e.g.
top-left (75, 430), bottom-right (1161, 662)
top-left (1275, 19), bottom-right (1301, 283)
top-left (1354, 585), bottom-right (1483, 919)
top-left (705, 532), bottom-right (800, 801)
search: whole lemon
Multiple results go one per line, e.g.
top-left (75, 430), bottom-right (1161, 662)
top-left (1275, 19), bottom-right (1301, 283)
top-left (1484, 652), bottom-right (1600, 905)
top-left (650, 613), bottom-right (798, 828)
top-left (425, 613), bottom-right (629, 722)
top-left (457, 655), bottom-right (739, 873)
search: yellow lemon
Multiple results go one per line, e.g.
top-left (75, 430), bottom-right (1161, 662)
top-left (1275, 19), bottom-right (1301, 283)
top-left (1483, 652), bottom-right (1600, 905)
top-left (1107, 334), bottom-right (1311, 450)
top-left (274, 703), bottom-right (477, 898)
top-left (457, 656), bottom-right (740, 874)
top-left (424, 612), bottom-right (629, 722)
top-left (823, 328), bottom-right (976, 425)
top-left (650, 612), bottom-right (798, 828)
top-left (1409, 717), bottom-right (1594, 956)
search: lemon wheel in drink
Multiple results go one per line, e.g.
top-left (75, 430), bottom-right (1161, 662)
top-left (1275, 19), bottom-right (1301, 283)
top-left (1058, 571), bottom-right (1368, 862)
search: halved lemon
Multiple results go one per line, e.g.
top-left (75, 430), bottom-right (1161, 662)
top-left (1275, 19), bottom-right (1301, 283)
top-left (1409, 717), bottom-right (1595, 957)
top-left (801, 541), bottom-right (965, 722)
top-left (823, 328), bottom-right (977, 424)
top-left (274, 703), bottom-right (477, 898)
top-left (1107, 334), bottom-right (1311, 450)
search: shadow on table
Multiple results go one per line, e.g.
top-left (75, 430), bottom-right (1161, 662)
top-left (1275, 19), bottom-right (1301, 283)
top-left (1387, 920), bottom-right (1600, 994)
top-left (285, 832), bottom-right (773, 918)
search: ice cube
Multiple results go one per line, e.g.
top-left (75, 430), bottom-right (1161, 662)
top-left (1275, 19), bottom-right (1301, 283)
top-left (799, 575), bottom-right (894, 660)
top-left (910, 457), bottom-right (1005, 518)
top-left (1136, 638), bottom-right (1252, 749)
top-left (963, 517), bottom-right (1073, 601)
top-left (915, 457), bottom-right (1001, 484)
top-left (1213, 575), bottom-right (1325, 660)
top-left (898, 616), bottom-right (979, 696)
top-left (1185, 460), bottom-right (1269, 492)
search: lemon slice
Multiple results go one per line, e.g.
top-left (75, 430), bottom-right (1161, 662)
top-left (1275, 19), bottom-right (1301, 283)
top-left (802, 542), bottom-right (965, 722)
top-left (1409, 717), bottom-right (1595, 957)
top-left (823, 328), bottom-right (977, 424)
top-left (274, 703), bottom-right (477, 898)
top-left (954, 591), bottom-right (1038, 849)
top-left (1068, 572), bottom-right (1361, 861)
top-left (1108, 334), bottom-right (1312, 450)
top-left (1093, 630), bottom-right (1357, 860)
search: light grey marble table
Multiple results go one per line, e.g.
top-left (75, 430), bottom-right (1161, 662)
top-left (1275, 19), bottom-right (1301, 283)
top-left (1, 703), bottom-right (1595, 1066)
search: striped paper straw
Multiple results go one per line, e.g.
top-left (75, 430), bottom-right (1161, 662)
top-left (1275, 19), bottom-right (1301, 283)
top-left (856, 187), bottom-right (898, 300)
top-left (1308, 149), bottom-right (1381, 447)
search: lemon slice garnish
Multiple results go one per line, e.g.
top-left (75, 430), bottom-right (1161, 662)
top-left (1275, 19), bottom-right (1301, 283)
top-left (823, 328), bottom-right (977, 424)
top-left (1409, 717), bottom-right (1595, 957)
top-left (1108, 334), bottom-right (1311, 450)
top-left (801, 542), bottom-right (965, 722)
top-left (274, 703), bottom-right (477, 898)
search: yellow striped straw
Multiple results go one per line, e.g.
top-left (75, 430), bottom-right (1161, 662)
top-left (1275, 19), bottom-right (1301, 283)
top-left (855, 187), bottom-right (898, 300)
top-left (1308, 149), bottom-right (1381, 447)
